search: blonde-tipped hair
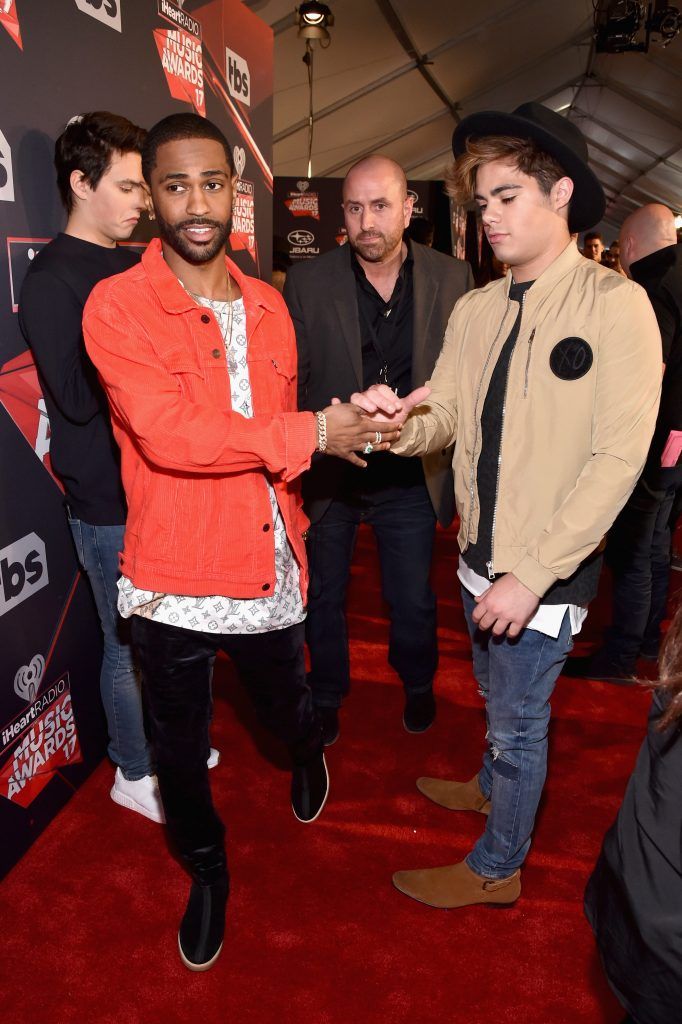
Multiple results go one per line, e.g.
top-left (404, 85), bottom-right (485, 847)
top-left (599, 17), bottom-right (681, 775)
top-left (446, 135), bottom-right (568, 205)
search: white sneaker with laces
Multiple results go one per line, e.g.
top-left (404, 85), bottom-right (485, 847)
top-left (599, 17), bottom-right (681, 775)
top-left (110, 768), bottom-right (165, 823)
top-left (207, 747), bottom-right (221, 770)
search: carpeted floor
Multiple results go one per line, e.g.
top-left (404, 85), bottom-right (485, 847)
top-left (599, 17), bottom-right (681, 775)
top-left (1, 524), bottom-right (656, 1024)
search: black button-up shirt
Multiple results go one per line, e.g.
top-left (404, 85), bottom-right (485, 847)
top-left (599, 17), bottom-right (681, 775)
top-left (346, 242), bottom-right (424, 493)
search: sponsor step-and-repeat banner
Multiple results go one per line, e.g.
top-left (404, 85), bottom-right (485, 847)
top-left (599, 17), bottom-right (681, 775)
top-left (273, 176), bottom-right (443, 262)
top-left (0, 0), bottom-right (273, 879)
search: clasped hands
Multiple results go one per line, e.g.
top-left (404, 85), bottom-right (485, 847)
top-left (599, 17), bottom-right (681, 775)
top-left (321, 382), bottom-right (429, 469)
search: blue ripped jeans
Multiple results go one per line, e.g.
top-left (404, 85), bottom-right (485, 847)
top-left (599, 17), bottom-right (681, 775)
top-left (68, 517), bottom-right (152, 781)
top-left (461, 587), bottom-right (573, 878)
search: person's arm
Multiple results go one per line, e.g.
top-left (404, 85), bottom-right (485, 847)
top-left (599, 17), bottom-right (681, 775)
top-left (19, 271), bottom-right (102, 424)
top-left (512, 283), bottom-right (662, 599)
top-left (84, 286), bottom-right (399, 480)
top-left (378, 300), bottom-right (462, 455)
top-left (282, 267), bottom-right (310, 411)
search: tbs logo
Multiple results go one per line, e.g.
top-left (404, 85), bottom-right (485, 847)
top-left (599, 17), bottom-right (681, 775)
top-left (74, 0), bottom-right (122, 33)
top-left (0, 127), bottom-right (14, 203)
top-left (226, 47), bottom-right (250, 106)
top-left (0, 533), bottom-right (49, 617)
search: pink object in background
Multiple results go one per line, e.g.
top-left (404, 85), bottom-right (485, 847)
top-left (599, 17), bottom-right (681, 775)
top-left (661, 429), bottom-right (682, 467)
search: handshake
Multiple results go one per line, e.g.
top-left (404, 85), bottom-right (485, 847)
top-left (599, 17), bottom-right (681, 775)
top-left (318, 383), bottom-right (431, 468)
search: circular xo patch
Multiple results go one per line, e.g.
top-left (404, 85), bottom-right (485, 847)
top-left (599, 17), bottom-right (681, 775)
top-left (549, 337), bottom-right (593, 380)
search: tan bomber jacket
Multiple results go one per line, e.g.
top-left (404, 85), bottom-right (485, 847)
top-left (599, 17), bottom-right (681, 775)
top-left (393, 241), bottom-right (662, 599)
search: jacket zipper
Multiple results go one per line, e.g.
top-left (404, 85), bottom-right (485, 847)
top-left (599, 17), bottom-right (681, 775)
top-left (465, 296), bottom-right (512, 548)
top-left (523, 327), bottom-right (536, 398)
top-left (486, 291), bottom-right (527, 581)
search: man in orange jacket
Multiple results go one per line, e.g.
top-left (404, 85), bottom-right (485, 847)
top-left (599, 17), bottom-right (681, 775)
top-left (83, 113), bottom-right (398, 972)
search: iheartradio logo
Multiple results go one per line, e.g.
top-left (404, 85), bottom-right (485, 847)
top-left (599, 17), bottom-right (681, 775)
top-left (14, 654), bottom-right (45, 703)
top-left (296, 180), bottom-right (309, 193)
top-left (233, 145), bottom-right (246, 180)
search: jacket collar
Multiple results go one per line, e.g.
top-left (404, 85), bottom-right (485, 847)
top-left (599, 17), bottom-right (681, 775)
top-left (141, 238), bottom-right (277, 314)
top-left (630, 242), bottom-right (679, 285)
top-left (503, 239), bottom-right (584, 308)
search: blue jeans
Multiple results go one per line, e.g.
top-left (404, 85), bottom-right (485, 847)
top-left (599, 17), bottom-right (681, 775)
top-left (461, 587), bottom-right (573, 878)
top-left (603, 464), bottom-right (682, 670)
top-left (305, 482), bottom-right (438, 707)
top-left (68, 517), bottom-right (152, 780)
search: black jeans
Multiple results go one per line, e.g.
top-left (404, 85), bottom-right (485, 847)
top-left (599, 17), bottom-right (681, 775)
top-left (604, 464), bottom-right (682, 670)
top-left (131, 617), bottom-right (321, 864)
top-left (305, 481), bottom-right (438, 708)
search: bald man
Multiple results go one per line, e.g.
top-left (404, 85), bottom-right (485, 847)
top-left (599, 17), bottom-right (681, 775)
top-left (284, 156), bottom-right (473, 744)
top-left (567, 204), bottom-right (681, 681)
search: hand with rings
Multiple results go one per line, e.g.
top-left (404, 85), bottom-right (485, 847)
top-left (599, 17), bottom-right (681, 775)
top-left (320, 401), bottom-right (402, 468)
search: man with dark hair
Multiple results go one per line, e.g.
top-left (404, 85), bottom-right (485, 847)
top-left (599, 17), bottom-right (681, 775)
top-left (583, 230), bottom-right (604, 261)
top-left (19, 111), bottom-right (166, 823)
top-left (284, 155), bottom-right (473, 746)
top-left (351, 103), bottom-right (662, 911)
top-left (83, 113), bottom-right (400, 970)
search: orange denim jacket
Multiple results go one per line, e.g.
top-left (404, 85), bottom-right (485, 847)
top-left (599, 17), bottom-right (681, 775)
top-left (83, 239), bottom-right (317, 599)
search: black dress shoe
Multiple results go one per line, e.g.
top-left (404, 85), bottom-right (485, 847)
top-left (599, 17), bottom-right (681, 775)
top-left (403, 690), bottom-right (436, 733)
top-left (319, 706), bottom-right (340, 747)
top-left (178, 875), bottom-right (229, 972)
top-left (562, 653), bottom-right (636, 685)
top-left (291, 750), bottom-right (329, 823)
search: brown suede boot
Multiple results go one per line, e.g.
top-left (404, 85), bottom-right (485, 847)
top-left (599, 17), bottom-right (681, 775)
top-left (392, 859), bottom-right (520, 909)
top-left (416, 774), bottom-right (491, 815)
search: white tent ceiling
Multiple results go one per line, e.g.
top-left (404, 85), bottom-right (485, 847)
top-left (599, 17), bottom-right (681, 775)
top-left (243, 0), bottom-right (682, 233)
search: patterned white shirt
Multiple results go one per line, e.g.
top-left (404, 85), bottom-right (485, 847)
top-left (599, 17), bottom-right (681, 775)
top-left (117, 295), bottom-right (305, 634)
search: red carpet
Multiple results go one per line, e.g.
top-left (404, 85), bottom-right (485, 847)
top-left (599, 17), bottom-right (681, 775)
top-left (1, 525), bottom-right (657, 1024)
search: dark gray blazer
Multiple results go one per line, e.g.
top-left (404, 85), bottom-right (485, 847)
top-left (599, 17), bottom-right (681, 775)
top-left (284, 241), bottom-right (474, 527)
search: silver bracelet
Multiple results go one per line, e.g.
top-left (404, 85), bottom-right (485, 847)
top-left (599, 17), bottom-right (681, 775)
top-left (315, 410), bottom-right (328, 453)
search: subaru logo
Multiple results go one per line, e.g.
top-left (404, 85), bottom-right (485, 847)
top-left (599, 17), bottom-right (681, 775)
top-left (288, 229), bottom-right (315, 246)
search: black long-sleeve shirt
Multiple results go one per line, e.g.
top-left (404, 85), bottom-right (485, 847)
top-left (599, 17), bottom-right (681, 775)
top-left (18, 233), bottom-right (139, 524)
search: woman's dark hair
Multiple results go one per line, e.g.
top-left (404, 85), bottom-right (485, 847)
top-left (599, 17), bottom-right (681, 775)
top-left (55, 111), bottom-right (146, 212)
top-left (654, 603), bottom-right (682, 728)
top-left (141, 113), bottom-right (233, 184)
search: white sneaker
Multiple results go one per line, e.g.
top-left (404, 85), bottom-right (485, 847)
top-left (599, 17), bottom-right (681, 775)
top-left (207, 747), bottom-right (221, 770)
top-left (110, 768), bottom-right (166, 824)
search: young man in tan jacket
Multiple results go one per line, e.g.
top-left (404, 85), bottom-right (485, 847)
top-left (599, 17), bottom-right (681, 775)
top-left (351, 103), bottom-right (662, 910)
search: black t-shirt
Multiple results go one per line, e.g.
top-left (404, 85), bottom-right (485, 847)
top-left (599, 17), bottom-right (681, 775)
top-left (464, 280), bottom-right (532, 577)
top-left (18, 233), bottom-right (139, 524)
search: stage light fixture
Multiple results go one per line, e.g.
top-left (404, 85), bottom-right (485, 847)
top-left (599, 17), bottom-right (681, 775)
top-left (298, 2), bottom-right (334, 41)
top-left (594, 0), bottom-right (681, 53)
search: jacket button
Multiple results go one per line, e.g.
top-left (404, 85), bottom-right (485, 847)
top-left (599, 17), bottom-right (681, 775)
top-left (262, 523), bottom-right (271, 532)
top-left (201, 313), bottom-right (211, 324)
top-left (211, 349), bottom-right (221, 359)
top-left (262, 583), bottom-right (271, 591)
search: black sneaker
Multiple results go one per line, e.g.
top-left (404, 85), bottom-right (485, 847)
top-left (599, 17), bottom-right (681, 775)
top-left (178, 875), bottom-right (229, 972)
top-left (291, 750), bottom-right (329, 823)
top-left (319, 706), bottom-right (340, 747)
top-left (403, 690), bottom-right (436, 733)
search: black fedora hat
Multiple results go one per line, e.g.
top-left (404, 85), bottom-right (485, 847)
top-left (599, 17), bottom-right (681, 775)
top-left (452, 102), bottom-right (605, 233)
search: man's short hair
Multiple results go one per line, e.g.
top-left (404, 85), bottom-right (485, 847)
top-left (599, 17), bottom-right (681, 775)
top-left (141, 113), bottom-right (234, 184)
top-left (446, 135), bottom-right (568, 207)
top-left (55, 111), bottom-right (146, 213)
top-left (583, 231), bottom-right (602, 243)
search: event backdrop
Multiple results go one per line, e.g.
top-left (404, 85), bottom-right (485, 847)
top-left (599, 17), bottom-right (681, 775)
top-left (0, 0), bottom-right (273, 879)
top-left (273, 176), bottom-right (443, 261)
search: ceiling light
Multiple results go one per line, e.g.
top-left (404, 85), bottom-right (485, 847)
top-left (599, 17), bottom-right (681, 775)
top-left (298, 2), bottom-right (334, 40)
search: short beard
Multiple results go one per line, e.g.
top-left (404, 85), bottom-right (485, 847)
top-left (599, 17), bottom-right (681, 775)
top-left (350, 227), bottom-right (403, 263)
top-left (156, 212), bottom-right (232, 265)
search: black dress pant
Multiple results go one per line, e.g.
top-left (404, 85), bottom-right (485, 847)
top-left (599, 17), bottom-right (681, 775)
top-left (131, 617), bottom-right (321, 865)
top-left (305, 480), bottom-right (438, 708)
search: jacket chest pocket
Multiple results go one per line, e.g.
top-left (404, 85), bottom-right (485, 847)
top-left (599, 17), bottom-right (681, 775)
top-left (249, 352), bottom-right (296, 413)
top-left (167, 360), bottom-right (207, 402)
